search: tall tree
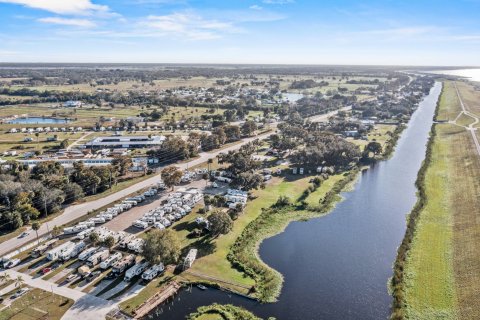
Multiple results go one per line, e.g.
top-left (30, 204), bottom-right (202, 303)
top-left (207, 210), bottom-right (233, 237)
top-left (143, 229), bottom-right (181, 265)
top-left (32, 221), bottom-right (41, 244)
top-left (161, 166), bottom-right (183, 190)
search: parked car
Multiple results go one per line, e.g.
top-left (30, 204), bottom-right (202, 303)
top-left (66, 274), bottom-right (77, 282)
top-left (42, 267), bottom-right (52, 275)
top-left (18, 231), bottom-right (30, 238)
top-left (5, 258), bottom-right (21, 269)
top-left (11, 288), bottom-right (29, 299)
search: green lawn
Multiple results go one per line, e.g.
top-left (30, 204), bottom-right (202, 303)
top-left (188, 175), bottom-right (312, 291)
top-left (0, 288), bottom-right (73, 320)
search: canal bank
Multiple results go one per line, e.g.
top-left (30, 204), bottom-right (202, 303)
top-left (150, 82), bottom-right (443, 320)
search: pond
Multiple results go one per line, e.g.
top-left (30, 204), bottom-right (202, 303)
top-left (7, 117), bottom-right (71, 124)
top-left (150, 82), bottom-right (442, 319)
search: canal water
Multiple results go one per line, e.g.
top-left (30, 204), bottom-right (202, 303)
top-left (151, 82), bottom-right (442, 320)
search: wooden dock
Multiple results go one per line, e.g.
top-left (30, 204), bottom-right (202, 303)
top-left (132, 281), bottom-right (181, 319)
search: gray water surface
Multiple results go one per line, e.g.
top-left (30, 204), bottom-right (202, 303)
top-left (152, 82), bottom-right (442, 320)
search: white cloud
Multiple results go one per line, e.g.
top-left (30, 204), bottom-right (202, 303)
top-left (38, 17), bottom-right (96, 28)
top-left (142, 13), bottom-right (239, 40)
top-left (0, 0), bottom-right (110, 15)
top-left (262, 0), bottom-right (294, 4)
top-left (249, 5), bottom-right (263, 10)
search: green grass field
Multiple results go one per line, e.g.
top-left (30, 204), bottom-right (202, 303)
top-left (0, 288), bottom-right (73, 320)
top-left (402, 81), bottom-right (480, 319)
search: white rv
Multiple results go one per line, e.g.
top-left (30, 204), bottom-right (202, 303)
top-left (78, 247), bottom-right (98, 261)
top-left (99, 252), bottom-right (122, 270)
top-left (141, 263), bottom-right (164, 281)
top-left (46, 241), bottom-right (75, 261)
top-left (60, 241), bottom-right (86, 261)
top-left (87, 248), bottom-right (110, 267)
top-left (124, 260), bottom-right (149, 281)
top-left (112, 254), bottom-right (136, 274)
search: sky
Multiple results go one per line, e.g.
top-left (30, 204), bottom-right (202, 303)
top-left (0, 0), bottom-right (479, 66)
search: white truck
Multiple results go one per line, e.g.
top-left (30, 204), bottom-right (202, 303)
top-left (99, 252), bottom-right (122, 270)
top-left (87, 248), bottom-right (110, 267)
top-left (141, 263), bottom-right (164, 281)
top-left (124, 260), bottom-right (149, 281)
top-left (46, 241), bottom-right (76, 261)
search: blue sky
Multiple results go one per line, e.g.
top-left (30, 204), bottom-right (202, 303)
top-left (0, 0), bottom-right (479, 65)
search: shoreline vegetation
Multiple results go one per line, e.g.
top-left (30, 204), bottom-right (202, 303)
top-left (187, 303), bottom-right (265, 320)
top-left (227, 168), bottom-right (361, 302)
top-left (390, 82), bottom-right (447, 319)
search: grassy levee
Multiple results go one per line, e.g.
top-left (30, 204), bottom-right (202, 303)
top-left (227, 169), bottom-right (359, 302)
top-left (391, 81), bottom-right (478, 319)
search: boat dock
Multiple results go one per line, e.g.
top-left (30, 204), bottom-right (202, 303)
top-left (132, 281), bottom-right (181, 319)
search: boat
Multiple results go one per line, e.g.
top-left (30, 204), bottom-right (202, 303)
top-left (197, 284), bottom-right (207, 290)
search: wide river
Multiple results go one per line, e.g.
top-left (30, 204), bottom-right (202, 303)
top-left (152, 82), bottom-right (442, 320)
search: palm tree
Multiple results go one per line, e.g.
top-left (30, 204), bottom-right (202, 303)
top-left (35, 132), bottom-right (40, 148)
top-left (32, 222), bottom-right (41, 244)
top-left (14, 275), bottom-right (24, 288)
top-left (0, 272), bottom-right (11, 284)
top-left (207, 158), bottom-right (213, 175)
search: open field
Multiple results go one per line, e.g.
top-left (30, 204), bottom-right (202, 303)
top-left (402, 81), bottom-right (480, 319)
top-left (0, 288), bottom-right (73, 320)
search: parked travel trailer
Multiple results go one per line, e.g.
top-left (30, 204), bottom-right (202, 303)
top-left (99, 252), bottom-right (122, 270)
top-left (119, 235), bottom-right (136, 249)
top-left (87, 248), bottom-right (110, 267)
top-left (60, 241), bottom-right (86, 261)
top-left (78, 247), bottom-right (98, 261)
top-left (30, 239), bottom-right (58, 258)
top-left (75, 227), bottom-right (95, 240)
top-left (183, 248), bottom-right (198, 270)
top-left (124, 260), bottom-right (149, 281)
top-left (141, 263), bottom-right (164, 281)
top-left (46, 241), bottom-right (76, 261)
top-left (112, 254), bottom-right (136, 274)
top-left (127, 238), bottom-right (145, 253)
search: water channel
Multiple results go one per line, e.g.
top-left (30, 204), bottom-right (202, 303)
top-left (151, 82), bottom-right (442, 320)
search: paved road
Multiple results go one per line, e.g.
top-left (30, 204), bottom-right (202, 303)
top-left (0, 108), bottom-right (344, 257)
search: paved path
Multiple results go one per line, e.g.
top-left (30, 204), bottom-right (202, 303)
top-left (0, 108), bottom-right (344, 258)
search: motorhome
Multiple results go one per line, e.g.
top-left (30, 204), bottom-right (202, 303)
top-left (99, 252), bottom-right (122, 269)
top-left (124, 260), bottom-right (149, 281)
top-left (141, 263), bottom-right (164, 281)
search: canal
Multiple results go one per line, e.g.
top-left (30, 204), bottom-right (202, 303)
top-left (151, 82), bottom-right (442, 320)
